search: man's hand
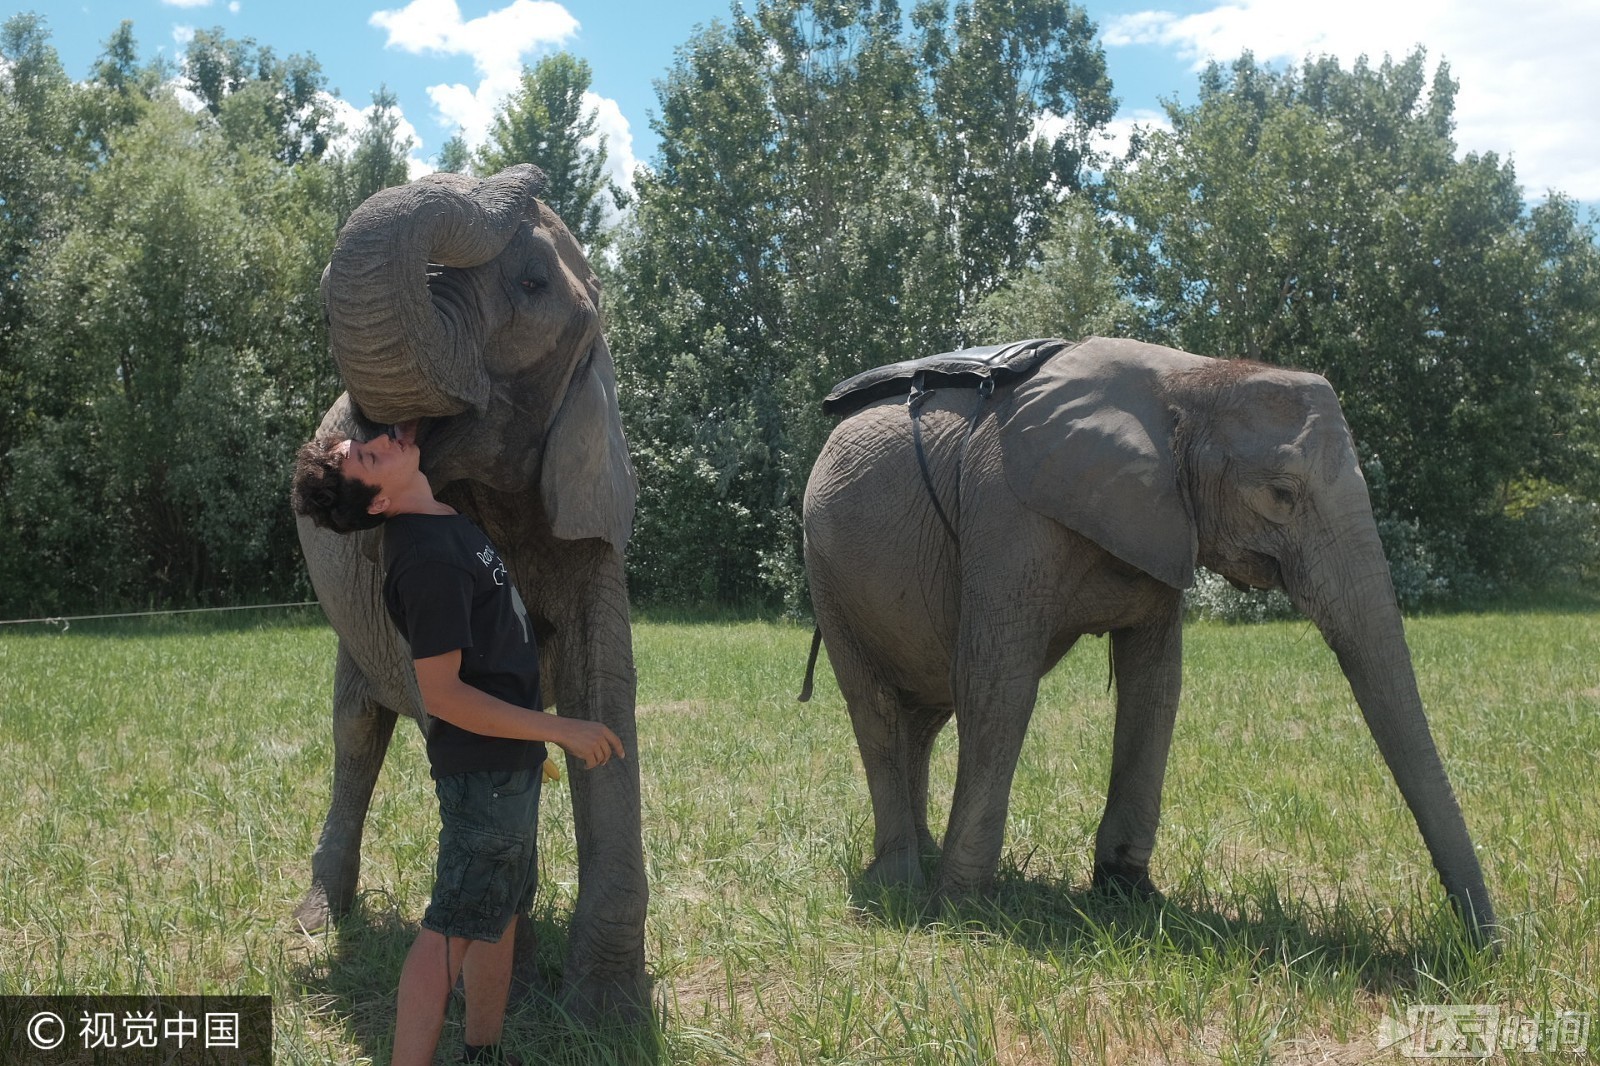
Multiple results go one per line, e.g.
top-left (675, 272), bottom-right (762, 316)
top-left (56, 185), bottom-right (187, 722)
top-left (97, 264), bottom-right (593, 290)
top-left (555, 717), bottom-right (626, 770)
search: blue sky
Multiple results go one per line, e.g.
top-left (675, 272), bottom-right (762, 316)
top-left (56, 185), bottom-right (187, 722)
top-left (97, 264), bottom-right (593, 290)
top-left (24, 0), bottom-right (1600, 212)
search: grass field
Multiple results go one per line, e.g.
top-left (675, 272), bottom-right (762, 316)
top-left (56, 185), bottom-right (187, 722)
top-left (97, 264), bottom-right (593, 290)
top-left (1, 606), bottom-right (1596, 1064)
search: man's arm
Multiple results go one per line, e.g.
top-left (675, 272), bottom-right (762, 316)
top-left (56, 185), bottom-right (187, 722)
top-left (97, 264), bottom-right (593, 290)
top-left (413, 650), bottom-right (625, 769)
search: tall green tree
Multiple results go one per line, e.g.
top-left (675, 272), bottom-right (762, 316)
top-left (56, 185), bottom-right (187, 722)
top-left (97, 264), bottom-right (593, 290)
top-left (1105, 50), bottom-right (1600, 593)
top-left (331, 85), bottom-right (414, 224)
top-left (610, 0), bottom-right (1113, 606)
top-left (1, 13), bottom-right (83, 557)
top-left (7, 96), bottom-right (339, 613)
top-left (478, 52), bottom-right (615, 251)
top-left (182, 26), bottom-right (334, 165)
top-left (914, 0), bottom-right (1115, 311)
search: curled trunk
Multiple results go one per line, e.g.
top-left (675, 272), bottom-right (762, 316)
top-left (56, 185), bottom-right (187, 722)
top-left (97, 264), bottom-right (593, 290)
top-left (322, 165), bottom-right (547, 423)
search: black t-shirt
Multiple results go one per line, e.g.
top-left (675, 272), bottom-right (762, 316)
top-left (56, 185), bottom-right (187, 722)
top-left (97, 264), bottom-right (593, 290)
top-left (382, 512), bottom-right (546, 779)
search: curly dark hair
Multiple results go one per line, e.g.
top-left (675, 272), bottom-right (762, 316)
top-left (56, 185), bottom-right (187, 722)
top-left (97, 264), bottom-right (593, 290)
top-left (291, 435), bottom-right (384, 534)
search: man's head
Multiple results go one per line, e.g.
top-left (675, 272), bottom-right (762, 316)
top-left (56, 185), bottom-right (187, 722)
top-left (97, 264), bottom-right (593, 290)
top-left (292, 435), bottom-right (384, 534)
top-left (294, 425), bottom-right (428, 533)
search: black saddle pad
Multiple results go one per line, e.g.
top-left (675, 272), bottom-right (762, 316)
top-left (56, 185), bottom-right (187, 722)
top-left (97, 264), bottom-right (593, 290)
top-left (822, 337), bottom-right (1078, 416)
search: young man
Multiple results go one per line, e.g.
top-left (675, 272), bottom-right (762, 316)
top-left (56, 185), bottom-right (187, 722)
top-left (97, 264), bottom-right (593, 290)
top-left (292, 422), bottom-right (624, 1066)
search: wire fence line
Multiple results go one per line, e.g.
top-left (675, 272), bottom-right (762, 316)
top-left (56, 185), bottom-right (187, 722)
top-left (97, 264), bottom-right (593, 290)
top-left (0, 601), bottom-right (321, 631)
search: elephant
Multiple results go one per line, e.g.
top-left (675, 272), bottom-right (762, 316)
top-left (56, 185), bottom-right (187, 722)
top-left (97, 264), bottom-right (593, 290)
top-left (292, 164), bottom-right (648, 1019)
top-left (802, 336), bottom-right (1497, 944)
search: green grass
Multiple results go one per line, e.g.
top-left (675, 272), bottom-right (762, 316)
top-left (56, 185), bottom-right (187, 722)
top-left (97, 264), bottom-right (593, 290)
top-left (1, 607), bottom-right (1596, 1063)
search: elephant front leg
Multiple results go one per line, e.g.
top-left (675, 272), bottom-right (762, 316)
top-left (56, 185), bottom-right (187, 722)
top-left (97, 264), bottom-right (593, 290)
top-left (1091, 608), bottom-right (1183, 898)
top-left (542, 550), bottom-right (650, 1024)
top-left (294, 646), bottom-right (398, 932)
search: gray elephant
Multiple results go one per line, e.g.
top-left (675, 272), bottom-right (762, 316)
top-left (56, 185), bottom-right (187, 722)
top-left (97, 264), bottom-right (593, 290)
top-left (803, 336), bottom-right (1496, 944)
top-left (293, 165), bottom-right (647, 1018)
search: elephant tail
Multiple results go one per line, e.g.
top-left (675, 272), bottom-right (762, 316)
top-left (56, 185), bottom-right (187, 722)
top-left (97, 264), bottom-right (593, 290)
top-left (797, 628), bottom-right (824, 702)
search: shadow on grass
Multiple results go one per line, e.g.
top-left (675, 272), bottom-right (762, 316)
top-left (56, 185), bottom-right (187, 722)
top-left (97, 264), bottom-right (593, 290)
top-left (292, 893), bottom-right (667, 1065)
top-left (846, 864), bottom-right (1490, 997)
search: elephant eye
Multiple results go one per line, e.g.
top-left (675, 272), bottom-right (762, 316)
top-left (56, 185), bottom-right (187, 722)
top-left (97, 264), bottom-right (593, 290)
top-left (519, 276), bottom-right (545, 295)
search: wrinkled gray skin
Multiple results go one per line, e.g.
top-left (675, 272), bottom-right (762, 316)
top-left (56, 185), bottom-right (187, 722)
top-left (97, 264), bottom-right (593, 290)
top-left (804, 337), bottom-right (1496, 944)
top-left (292, 165), bottom-right (647, 1019)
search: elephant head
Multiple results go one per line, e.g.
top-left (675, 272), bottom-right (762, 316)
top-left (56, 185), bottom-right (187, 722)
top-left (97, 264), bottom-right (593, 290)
top-left (320, 162), bottom-right (634, 548)
top-left (998, 337), bottom-right (1496, 940)
top-left (297, 164), bottom-right (647, 1019)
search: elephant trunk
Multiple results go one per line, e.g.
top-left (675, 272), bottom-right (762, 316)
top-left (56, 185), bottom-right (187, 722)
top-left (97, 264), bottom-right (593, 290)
top-left (323, 165), bottom-right (548, 424)
top-left (1287, 507), bottom-right (1497, 945)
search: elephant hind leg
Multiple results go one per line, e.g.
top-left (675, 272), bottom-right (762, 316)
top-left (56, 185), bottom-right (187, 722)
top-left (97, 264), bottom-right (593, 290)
top-left (828, 639), bottom-right (929, 888)
top-left (904, 703), bottom-right (954, 860)
top-left (294, 644), bottom-right (400, 932)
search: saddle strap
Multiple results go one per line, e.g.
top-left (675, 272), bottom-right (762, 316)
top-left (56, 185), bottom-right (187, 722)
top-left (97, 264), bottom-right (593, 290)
top-left (909, 370), bottom-right (994, 543)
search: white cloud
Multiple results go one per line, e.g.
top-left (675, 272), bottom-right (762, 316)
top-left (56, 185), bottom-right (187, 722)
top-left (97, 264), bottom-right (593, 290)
top-left (1105, 0), bottom-right (1600, 201)
top-left (370, 0), bottom-right (578, 145)
top-left (584, 90), bottom-right (638, 218)
top-left (370, 0), bottom-right (641, 204)
top-left (161, 0), bottom-right (214, 8)
top-left (229, 2), bottom-right (241, 12)
top-left (172, 24), bottom-right (196, 48)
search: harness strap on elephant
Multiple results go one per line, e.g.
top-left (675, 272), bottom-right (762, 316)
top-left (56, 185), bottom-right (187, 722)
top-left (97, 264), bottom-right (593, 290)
top-left (909, 369), bottom-right (991, 542)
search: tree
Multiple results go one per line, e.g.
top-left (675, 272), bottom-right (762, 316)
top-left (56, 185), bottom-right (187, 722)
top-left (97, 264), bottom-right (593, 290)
top-left (1104, 50), bottom-right (1600, 595)
top-left (477, 53), bottom-right (615, 251)
top-left (914, 0), bottom-right (1115, 313)
top-left (964, 194), bottom-right (1134, 342)
top-left (433, 132), bottom-right (471, 174)
top-left (182, 27), bottom-right (334, 166)
top-left (331, 85), bottom-right (414, 224)
top-left (609, 0), bottom-right (1114, 606)
top-left (0, 14), bottom-right (82, 536)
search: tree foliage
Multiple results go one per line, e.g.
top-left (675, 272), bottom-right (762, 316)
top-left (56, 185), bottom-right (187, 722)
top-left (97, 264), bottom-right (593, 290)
top-left (477, 52), bottom-right (617, 251)
top-left (0, 19), bottom-right (338, 615)
top-left (609, 0), bottom-right (1113, 606)
top-left (1, 14), bottom-right (1593, 617)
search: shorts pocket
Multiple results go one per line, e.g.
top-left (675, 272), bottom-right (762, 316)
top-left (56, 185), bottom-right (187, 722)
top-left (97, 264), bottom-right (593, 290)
top-left (429, 825), bottom-right (526, 937)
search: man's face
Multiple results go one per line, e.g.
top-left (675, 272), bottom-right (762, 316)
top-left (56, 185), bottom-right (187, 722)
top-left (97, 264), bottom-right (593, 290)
top-left (335, 430), bottom-right (419, 506)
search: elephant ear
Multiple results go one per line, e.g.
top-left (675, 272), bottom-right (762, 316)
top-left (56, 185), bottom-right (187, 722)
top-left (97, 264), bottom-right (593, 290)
top-left (540, 335), bottom-right (637, 550)
top-left (997, 337), bottom-right (1203, 590)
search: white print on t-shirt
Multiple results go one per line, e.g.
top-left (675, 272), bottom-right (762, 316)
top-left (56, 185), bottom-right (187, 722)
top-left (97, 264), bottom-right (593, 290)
top-left (476, 544), bottom-right (508, 586)
top-left (477, 543), bottom-right (530, 643)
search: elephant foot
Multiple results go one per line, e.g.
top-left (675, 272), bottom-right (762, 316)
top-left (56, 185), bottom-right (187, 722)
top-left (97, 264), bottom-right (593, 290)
top-left (862, 846), bottom-right (927, 889)
top-left (291, 879), bottom-right (355, 934)
top-left (558, 969), bottom-right (651, 1027)
top-left (1090, 860), bottom-right (1164, 904)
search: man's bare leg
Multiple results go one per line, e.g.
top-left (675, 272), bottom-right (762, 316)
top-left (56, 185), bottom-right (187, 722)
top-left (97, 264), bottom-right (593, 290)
top-left (463, 915), bottom-right (517, 1048)
top-left (392, 928), bottom-right (471, 1066)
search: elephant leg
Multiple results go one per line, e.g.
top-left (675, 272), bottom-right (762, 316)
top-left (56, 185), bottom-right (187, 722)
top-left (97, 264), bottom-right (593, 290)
top-left (937, 629), bottom-right (1043, 898)
top-left (1091, 605), bottom-right (1183, 897)
top-left (834, 642), bottom-right (927, 888)
top-left (905, 705), bottom-right (954, 859)
top-left (294, 643), bottom-right (398, 932)
top-left (542, 546), bottom-right (649, 1023)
